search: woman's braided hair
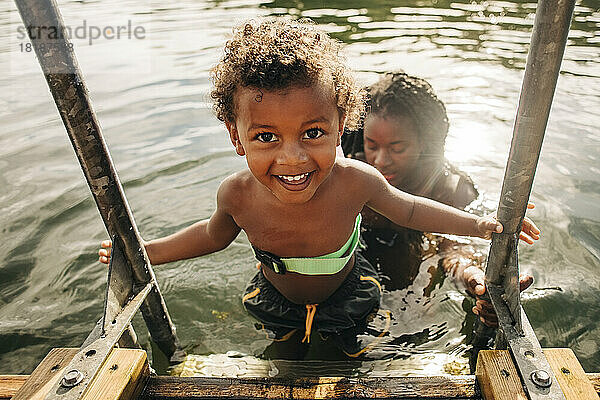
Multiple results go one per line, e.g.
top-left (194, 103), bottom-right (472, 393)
top-left (342, 72), bottom-right (449, 159)
top-left (211, 17), bottom-right (365, 130)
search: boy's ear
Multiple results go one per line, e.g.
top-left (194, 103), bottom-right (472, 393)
top-left (225, 121), bottom-right (245, 156)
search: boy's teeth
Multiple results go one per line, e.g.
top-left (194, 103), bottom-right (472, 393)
top-left (280, 173), bottom-right (307, 181)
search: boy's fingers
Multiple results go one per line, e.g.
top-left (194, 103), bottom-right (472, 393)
top-left (523, 217), bottom-right (540, 234)
top-left (527, 202), bottom-right (535, 209)
top-left (479, 216), bottom-right (503, 238)
top-left (473, 283), bottom-right (485, 296)
top-left (463, 266), bottom-right (486, 296)
top-left (98, 248), bottom-right (111, 257)
top-left (529, 231), bottom-right (540, 239)
top-left (101, 240), bottom-right (112, 248)
top-left (494, 221), bottom-right (503, 233)
top-left (519, 232), bottom-right (534, 244)
top-left (475, 299), bottom-right (495, 312)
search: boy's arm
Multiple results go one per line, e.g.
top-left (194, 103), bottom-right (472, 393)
top-left (141, 181), bottom-right (241, 265)
top-left (361, 163), bottom-right (500, 238)
top-left (145, 209), bottom-right (240, 265)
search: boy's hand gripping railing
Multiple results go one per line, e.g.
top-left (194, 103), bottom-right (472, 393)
top-left (13, 0), bottom-right (185, 398)
top-left (479, 0), bottom-right (575, 398)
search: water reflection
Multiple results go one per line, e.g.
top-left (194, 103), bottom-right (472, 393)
top-left (262, 0), bottom-right (600, 73)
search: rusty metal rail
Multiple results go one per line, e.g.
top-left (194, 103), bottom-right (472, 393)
top-left (480, 0), bottom-right (576, 398)
top-left (14, 0), bottom-right (185, 398)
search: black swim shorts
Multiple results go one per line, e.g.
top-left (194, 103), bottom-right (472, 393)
top-left (242, 250), bottom-right (382, 354)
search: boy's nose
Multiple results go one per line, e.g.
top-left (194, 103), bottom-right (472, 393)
top-left (277, 142), bottom-right (309, 164)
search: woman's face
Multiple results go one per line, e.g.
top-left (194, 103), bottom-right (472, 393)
top-left (363, 114), bottom-right (423, 189)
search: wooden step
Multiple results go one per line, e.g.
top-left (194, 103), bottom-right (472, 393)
top-left (476, 348), bottom-right (598, 400)
top-left (4, 347), bottom-right (148, 400)
top-left (3, 348), bottom-right (598, 400)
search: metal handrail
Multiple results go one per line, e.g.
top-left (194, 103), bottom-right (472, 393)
top-left (480, 0), bottom-right (575, 398)
top-left (14, 0), bottom-right (185, 397)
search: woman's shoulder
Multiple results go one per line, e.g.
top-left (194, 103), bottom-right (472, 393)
top-left (430, 162), bottom-right (479, 209)
top-left (341, 127), bottom-right (364, 159)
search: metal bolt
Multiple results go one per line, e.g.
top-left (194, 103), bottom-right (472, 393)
top-left (61, 369), bottom-right (84, 387)
top-left (530, 369), bottom-right (552, 388)
top-left (524, 350), bottom-right (535, 358)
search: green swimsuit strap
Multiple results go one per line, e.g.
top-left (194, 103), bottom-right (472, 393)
top-left (279, 214), bottom-right (362, 275)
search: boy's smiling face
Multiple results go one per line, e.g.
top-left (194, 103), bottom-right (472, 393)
top-left (226, 83), bottom-right (344, 204)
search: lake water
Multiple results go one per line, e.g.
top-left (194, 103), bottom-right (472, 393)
top-left (1, 0), bottom-right (598, 376)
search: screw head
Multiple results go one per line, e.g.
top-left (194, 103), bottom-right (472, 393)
top-left (530, 369), bottom-right (552, 388)
top-left (61, 369), bottom-right (84, 387)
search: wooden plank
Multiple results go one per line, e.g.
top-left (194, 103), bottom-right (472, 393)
top-left (544, 348), bottom-right (598, 399)
top-left (6, 373), bottom-right (600, 399)
top-left (5, 351), bottom-right (599, 400)
top-left (475, 350), bottom-right (528, 400)
top-left (590, 373), bottom-right (600, 393)
top-left (8, 348), bottom-right (148, 400)
top-left (0, 375), bottom-right (28, 399)
top-left (82, 348), bottom-right (149, 400)
top-left (476, 349), bottom-right (600, 400)
top-left (140, 375), bottom-right (478, 399)
top-left (11, 348), bottom-right (79, 400)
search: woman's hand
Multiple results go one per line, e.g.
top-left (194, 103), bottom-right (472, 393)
top-left (98, 240), bottom-right (112, 264)
top-left (463, 265), bottom-right (534, 327)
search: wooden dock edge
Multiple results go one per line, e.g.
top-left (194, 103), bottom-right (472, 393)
top-left (476, 348), bottom-right (598, 400)
top-left (2, 347), bottom-right (598, 400)
top-left (140, 373), bottom-right (600, 399)
top-left (4, 347), bottom-right (148, 400)
top-left (3, 373), bottom-right (599, 399)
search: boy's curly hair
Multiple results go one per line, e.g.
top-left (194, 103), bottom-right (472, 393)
top-left (343, 72), bottom-right (449, 160)
top-left (211, 17), bottom-right (365, 130)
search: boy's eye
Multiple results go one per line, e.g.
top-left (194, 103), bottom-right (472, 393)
top-left (303, 128), bottom-right (325, 139)
top-left (391, 146), bottom-right (407, 154)
top-left (256, 132), bottom-right (277, 143)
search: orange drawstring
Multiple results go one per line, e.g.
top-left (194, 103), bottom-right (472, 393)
top-left (302, 304), bottom-right (318, 343)
top-left (360, 275), bottom-right (383, 294)
top-left (344, 309), bottom-right (392, 358)
top-left (242, 288), bottom-right (260, 303)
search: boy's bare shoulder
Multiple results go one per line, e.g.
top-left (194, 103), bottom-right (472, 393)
top-left (217, 170), bottom-right (254, 208)
top-left (221, 169), bottom-right (254, 187)
top-left (334, 157), bottom-right (385, 185)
